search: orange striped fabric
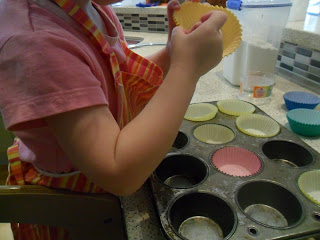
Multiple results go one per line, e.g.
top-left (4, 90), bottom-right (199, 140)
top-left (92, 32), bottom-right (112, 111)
top-left (123, 45), bottom-right (163, 85)
top-left (116, 43), bottom-right (163, 127)
top-left (7, 146), bottom-right (104, 193)
top-left (7, 142), bottom-right (106, 240)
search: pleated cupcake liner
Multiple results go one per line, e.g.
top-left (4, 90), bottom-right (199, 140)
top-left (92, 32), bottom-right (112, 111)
top-left (283, 91), bottom-right (320, 111)
top-left (193, 124), bottom-right (235, 144)
top-left (211, 146), bottom-right (262, 177)
top-left (184, 103), bottom-right (218, 122)
top-left (236, 114), bottom-right (280, 138)
top-left (298, 170), bottom-right (320, 206)
top-left (217, 99), bottom-right (255, 116)
top-left (286, 109), bottom-right (320, 137)
top-left (173, 2), bottom-right (242, 57)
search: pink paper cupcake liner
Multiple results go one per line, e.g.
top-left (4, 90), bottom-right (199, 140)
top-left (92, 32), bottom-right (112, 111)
top-left (212, 147), bottom-right (262, 177)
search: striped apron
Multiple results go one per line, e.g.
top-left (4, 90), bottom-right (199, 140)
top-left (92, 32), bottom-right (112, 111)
top-left (6, 0), bottom-right (163, 239)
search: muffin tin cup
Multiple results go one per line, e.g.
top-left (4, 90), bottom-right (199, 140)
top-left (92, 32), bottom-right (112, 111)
top-left (178, 216), bottom-right (223, 240)
top-left (154, 154), bottom-right (209, 189)
top-left (237, 181), bottom-right (304, 229)
top-left (171, 131), bottom-right (189, 151)
top-left (168, 192), bottom-right (237, 240)
top-left (262, 140), bottom-right (313, 167)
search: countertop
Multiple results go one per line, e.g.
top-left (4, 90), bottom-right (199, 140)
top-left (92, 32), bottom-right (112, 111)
top-left (283, 14), bottom-right (320, 50)
top-left (121, 31), bottom-right (320, 240)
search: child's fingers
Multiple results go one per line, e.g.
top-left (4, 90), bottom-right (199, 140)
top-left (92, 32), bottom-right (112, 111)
top-left (167, 0), bottom-right (180, 21)
top-left (200, 10), bottom-right (227, 31)
top-left (167, 0), bottom-right (180, 12)
top-left (172, 25), bottom-right (188, 36)
top-left (167, 0), bottom-right (181, 39)
top-left (186, 21), bottom-right (202, 33)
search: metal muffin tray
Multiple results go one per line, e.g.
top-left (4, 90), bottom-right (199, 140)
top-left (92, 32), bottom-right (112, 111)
top-left (149, 101), bottom-right (320, 240)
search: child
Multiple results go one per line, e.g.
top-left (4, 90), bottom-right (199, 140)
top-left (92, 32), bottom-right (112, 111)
top-left (0, 0), bottom-right (226, 238)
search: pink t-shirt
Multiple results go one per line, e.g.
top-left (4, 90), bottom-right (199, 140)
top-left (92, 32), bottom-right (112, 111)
top-left (0, 0), bottom-right (126, 173)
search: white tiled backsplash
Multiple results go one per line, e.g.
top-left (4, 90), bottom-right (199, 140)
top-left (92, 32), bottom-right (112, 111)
top-left (277, 42), bottom-right (320, 84)
top-left (113, 6), bottom-right (169, 32)
top-left (116, 13), bottom-right (168, 33)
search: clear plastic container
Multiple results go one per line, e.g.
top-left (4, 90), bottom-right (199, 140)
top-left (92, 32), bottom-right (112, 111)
top-left (223, 0), bottom-right (292, 105)
top-left (238, 71), bottom-right (275, 105)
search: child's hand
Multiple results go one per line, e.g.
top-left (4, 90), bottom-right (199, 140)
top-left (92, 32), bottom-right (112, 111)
top-left (169, 10), bottom-right (227, 80)
top-left (167, 0), bottom-right (204, 44)
top-left (167, 0), bottom-right (180, 42)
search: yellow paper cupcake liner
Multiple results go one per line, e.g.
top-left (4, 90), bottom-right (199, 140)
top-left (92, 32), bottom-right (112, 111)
top-left (217, 99), bottom-right (255, 116)
top-left (173, 1), bottom-right (242, 57)
top-left (184, 103), bottom-right (218, 121)
top-left (193, 124), bottom-right (235, 144)
top-left (298, 170), bottom-right (320, 206)
top-left (236, 114), bottom-right (280, 138)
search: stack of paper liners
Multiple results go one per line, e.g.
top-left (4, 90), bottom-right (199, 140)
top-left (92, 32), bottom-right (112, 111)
top-left (173, 2), bottom-right (242, 57)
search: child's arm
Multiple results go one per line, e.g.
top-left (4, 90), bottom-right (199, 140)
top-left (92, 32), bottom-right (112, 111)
top-left (46, 11), bottom-right (227, 196)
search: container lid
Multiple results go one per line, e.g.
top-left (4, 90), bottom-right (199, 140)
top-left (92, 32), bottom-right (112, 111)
top-left (227, 0), bottom-right (292, 10)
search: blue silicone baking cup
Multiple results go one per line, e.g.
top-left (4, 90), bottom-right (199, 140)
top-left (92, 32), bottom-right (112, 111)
top-left (286, 109), bottom-right (320, 137)
top-left (283, 91), bottom-right (320, 110)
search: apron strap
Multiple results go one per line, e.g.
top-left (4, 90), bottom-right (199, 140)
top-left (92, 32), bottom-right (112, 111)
top-left (7, 143), bottom-right (25, 185)
top-left (28, 0), bottom-right (83, 31)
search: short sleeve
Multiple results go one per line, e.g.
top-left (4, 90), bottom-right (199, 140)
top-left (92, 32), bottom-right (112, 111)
top-left (0, 31), bottom-right (108, 131)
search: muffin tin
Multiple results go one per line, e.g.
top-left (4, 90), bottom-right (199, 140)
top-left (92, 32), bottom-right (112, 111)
top-left (149, 100), bottom-right (320, 240)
